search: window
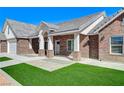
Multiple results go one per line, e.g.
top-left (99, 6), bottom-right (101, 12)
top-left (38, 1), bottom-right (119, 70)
top-left (110, 36), bottom-right (123, 54)
top-left (67, 39), bottom-right (74, 51)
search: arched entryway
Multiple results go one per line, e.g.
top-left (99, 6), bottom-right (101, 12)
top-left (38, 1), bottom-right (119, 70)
top-left (38, 30), bottom-right (54, 58)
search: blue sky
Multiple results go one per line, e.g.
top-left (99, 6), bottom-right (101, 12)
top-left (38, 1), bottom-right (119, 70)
top-left (0, 7), bottom-right (122, 31)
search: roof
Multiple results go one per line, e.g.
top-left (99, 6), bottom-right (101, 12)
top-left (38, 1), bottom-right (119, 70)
top-left (38, 12), bottom-right (105, 35)
top-left (5, 19), bottom-right (38, 38)
top-left (42, 21), bottom-right (59, 30)
top-left (55, 12), bottom-right (105, 32)
top-left (0, 32), bottom-right (6, 40)
top-left (3, 9), bottom-right (123, 38)
top-left (88, 8), bottom-right (124, 35)
top-left (88, 17), bottom-right (111, 34)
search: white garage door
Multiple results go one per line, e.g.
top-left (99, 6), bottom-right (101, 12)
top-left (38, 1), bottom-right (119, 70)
top-left (8, 40), bottom-right (17, 54)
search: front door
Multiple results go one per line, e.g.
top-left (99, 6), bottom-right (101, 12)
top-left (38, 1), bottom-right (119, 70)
top-left (55, 40), bottom-right (60, 55)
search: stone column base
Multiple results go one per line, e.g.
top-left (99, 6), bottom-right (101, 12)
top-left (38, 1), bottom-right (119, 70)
top-left (47, 50), bottom-right (54, 58)
top-left (73, 51), bottom-right (81, 61)
top-left (38, 49), bottom-right (45, 56)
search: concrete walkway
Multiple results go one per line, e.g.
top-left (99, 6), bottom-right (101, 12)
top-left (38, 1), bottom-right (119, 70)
top-left (0, 69), bottom-right (21, 86)
top-left (0, 53), bottom-right (46, 68)
top-left (80, 58), bottom-right (124, 71)
top-left (27, 58), bottom-right (75, 72)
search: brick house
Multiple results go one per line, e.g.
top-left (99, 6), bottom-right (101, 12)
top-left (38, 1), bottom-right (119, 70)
top-left (1, 9), bottom-right (124, 62)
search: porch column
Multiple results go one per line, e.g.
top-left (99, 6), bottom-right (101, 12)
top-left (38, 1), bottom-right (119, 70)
top-left (38, 32), bottom-right (45, 56)
top-left (73, 33), bottom-right (81, 61)
top-left (47, 36), bottom-right (54, 58)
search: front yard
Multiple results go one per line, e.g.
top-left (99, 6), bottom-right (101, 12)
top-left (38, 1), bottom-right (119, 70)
top-left (0, 57), bottom-right (12, 62)
top-left (2, 63), bottom-right (124, 86)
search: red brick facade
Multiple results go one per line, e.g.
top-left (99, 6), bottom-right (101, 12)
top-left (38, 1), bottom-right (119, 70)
top-left (53, 34), bottom-right (74, 56)
top-left (89, 35), bottom-right (99, 59)
top-left (80, 35), bottom-right (89, 58)
top-left (98, 14), bottom-right (124, 62)
top-left (53, 34), bottom-right (98, 60)
top-left (17, 38), bottom-right (39, 55)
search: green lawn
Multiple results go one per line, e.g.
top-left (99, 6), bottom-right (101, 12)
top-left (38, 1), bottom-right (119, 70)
top-left (2, 63), bottom-right (124, 86)
top-left (0, 57), bottom-right (12, 62)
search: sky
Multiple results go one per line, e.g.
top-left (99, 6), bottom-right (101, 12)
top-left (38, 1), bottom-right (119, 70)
top-left (0, 7), bottom-right (122, 32)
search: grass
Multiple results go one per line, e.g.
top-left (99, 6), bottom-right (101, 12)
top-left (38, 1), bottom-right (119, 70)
top-left (0, 57), bottom-right (12, 62)
top-left (2, 63), bottom-right (124, 86)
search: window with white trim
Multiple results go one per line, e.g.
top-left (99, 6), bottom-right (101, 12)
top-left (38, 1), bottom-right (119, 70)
top-left (67, 39), bottom-right (74, 52)
top-left (110, 36), bottom-right (123, 54)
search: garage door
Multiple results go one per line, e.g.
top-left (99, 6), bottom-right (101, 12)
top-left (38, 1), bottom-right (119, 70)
top-left (8, 40), bottom-right (17, 54)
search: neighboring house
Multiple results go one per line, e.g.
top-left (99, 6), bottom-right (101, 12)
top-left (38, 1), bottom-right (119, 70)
top-left (1, 8), bottom-right (124, 62)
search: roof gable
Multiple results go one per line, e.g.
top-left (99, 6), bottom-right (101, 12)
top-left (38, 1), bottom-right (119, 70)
top-left (57, 12), bottom-right (105, 32)
top-left (49, 12), bottom-right (106, 35)
top-left (3, 19), bottom-right (38, 38)
top-left (88, 8), bottom-right (124, 35)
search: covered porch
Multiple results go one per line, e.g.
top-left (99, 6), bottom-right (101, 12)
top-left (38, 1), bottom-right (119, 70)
top-left (38, 31), bottom-right (81, 61)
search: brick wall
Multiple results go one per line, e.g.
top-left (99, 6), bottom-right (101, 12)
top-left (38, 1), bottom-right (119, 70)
top-left (17, 38), bottom-right (39, 54)
top-left (99, 14), bottom-right (124, 62)
top-left (89, 35), bottom-right (99, 59)
top-left (53, 34), bottom-right (94, 58)
top-left (53, 34), bottom-right (74, 56)
top-left (0, 40), bottom-right (7, 53)
top-left (29, 38), bottom-right (39, 54)
top-left (80, 35), bottom-right (89, 58)
top-left (17, 39), bottom-right (29, 54)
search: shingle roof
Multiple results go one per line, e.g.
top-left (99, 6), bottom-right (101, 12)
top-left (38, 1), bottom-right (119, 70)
top-left (88, 17), bottom-right (111, 34)
top-left (0, 32), bottom-right (6, 40)
top-left (42, 21), bottom-right (59, 30)
top-left (88, 8), bottom-right (124, 35)
top-left (2, 11), bottom-right (111, 38)
top-left (38, 12), bottom-right (105, 35)
top-left (6, 19), bottom-right (38, 38)
top-left (56, 12), bottom-right (105, 32)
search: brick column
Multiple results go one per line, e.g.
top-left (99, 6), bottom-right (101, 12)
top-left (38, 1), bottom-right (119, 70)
top-left (73, 33), bottom-right (81, 61)
top-left (38, 31), bottom-right (45, 56)
top-left (47, 36), bottom-right (54, 58)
